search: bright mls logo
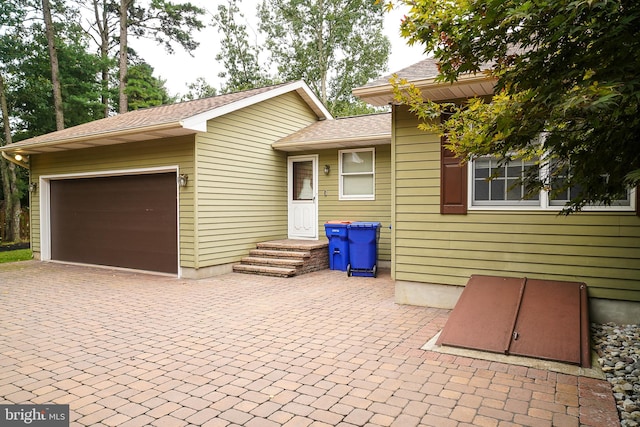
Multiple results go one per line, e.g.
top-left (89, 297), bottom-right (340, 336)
top-left (0, 405), bottom-right (69, 426)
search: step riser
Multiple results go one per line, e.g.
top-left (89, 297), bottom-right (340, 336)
top-left (233, 265), bottom-right (296, 277)
top-left (249, 250), bottom-right (309, 259)
top-left (241, 257), bottom-right (304, 268)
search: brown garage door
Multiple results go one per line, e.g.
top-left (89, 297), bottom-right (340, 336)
top-left (50, 173), bottom-right (178, 274)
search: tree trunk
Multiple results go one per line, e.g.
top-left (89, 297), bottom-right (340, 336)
top-left (42, 0), bottom-right (64, 130)
top-left (0, 157), bottom-right (11, 242)
top-left (93, 0), bottom-right (111, 117)
top-left (9, 161), bottom-right (21, 242)
top-left (0, 73), bottom-right (22, 242)
top-left (316, 0), bottom-right (327, 105)
top-left (118, 0), bottom-right (132, 113)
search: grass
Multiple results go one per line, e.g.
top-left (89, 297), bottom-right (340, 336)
top-left (0, 249), bottom-right (32, 264)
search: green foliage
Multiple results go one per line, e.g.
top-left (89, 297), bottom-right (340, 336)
top-left (0, 0), bottom-right (28, 29)
top-left (181, 77), bottom-right (218, 101)
top-left (76, 0), bottom-right (205, 115)
top-left (125, 62), bottom-right (174, 110)
top-left (394, 0), bottom-right (640, 212)
top-left (127, 0), bottom-right (205, 54)
top-left (1, 13), bottom-right (103, 139)
top-left (0, 249), bottom-right (32, 264)
top-left (258, 0), bottom-right (390, 116)
top-left (330, 100), bottom-right (381, 118)
top-left (213, 0), bottom-right (275, 94)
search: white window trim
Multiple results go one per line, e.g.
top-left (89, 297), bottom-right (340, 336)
top-left (468, 157), bottom-right (637, 212)
top-left (339, 148), bottom-right (375, 201)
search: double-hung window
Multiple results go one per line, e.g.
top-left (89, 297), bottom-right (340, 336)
top-left (547, 162), bottom-right (632, 208)
top-left (469, 156), bottom-right (635, 211)
top-left (339, 148), bottom-right (375, 200)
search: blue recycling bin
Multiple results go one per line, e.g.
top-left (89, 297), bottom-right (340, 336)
top-left (347, 222), bottom-right (381, 277)
top-left (324, 221), bottom-right (351, 271)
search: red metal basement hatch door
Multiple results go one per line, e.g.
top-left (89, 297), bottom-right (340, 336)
top-left (436, 275), bottom-right (591, 368)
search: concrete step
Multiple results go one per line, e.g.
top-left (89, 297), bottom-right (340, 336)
top-left (232, 264), bottom-right (297, 277)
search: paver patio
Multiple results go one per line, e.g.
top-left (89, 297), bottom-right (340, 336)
top-left (0, 261), bottom-right (619, 426)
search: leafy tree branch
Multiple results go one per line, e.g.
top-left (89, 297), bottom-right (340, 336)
top-left (391, 0), bottom-right (640, 212)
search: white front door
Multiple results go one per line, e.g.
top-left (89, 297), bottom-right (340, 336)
top-left (288, 155), bottom-right (318, 239)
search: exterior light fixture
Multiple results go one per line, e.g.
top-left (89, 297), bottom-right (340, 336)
top-left (29, 182), bottom-right (37, 192)
top-left (323, 165), bottom-right (330, 175)
top-left (178, 174), bottom-right (189, 187)
top-left (15, 154), bottom-right (23, 162)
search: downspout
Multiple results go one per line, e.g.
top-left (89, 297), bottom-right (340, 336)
top-left (1, 151), bottom-right (29, 169)
top-left (390, 104), bottom-right (397, 281)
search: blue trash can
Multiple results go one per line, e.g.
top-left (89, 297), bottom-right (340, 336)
top-left (347, 222), bottom-right (381, 277)
top-left (324, 221), bottom-right (351, 271)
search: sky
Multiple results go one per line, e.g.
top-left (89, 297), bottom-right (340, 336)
top-left (132, 0), bottom-right (428, 96)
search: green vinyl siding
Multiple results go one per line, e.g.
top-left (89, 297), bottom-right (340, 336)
top-left (293, 146), bottom-right (392, 261)
top-left (28, 136), bottom-right (196, 267)
top-left (393, 105), bottom-right (640, 302)
top-left (194, 91), bottom-right (318, 267)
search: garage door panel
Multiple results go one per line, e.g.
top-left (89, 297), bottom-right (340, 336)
top-left (50, 173), bottom-right (178, 274)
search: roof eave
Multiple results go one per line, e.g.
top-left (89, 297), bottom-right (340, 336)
top-left (0, 122), bottom-right (191, 155)
top-left (353, 74), bottom-right (497, 106)
top-left (272, 134), bottom-right (391, 152)
top-left (2, 81), bottom-right (333, 156)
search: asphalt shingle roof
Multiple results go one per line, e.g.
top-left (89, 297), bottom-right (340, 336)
top-left (275, 112), bottom-right (390, 145)
top-left (14, 83), bottom-right (292, 146)
top-left (361, 58), bottom-right (440, 89)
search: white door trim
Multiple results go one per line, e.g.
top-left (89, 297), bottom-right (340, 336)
top-left (287, 155), bottom-right (318, 239)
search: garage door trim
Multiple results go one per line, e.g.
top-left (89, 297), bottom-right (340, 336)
top-left (39, 166), bottom-right (182, 275)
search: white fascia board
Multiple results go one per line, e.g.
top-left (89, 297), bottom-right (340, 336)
top-left (180, 81), bottom-right (333, 132)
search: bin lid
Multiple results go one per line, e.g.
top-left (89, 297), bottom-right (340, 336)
top-left (324, 222), bottom-right (349, 228)
top-left (325, 220), bottom-right (353, 224)
top-left (349, 221), bottom-right (381, 228)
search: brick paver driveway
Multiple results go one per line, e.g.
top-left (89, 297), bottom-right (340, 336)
top-left (1, 261), bottom-right (619, 427)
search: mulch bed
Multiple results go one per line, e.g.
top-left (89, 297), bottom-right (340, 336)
top-left (0, 242), bottom-right (30, 252)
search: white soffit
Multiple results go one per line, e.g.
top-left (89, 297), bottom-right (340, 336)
top-left (354, 74), bottom-right (496, 106)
